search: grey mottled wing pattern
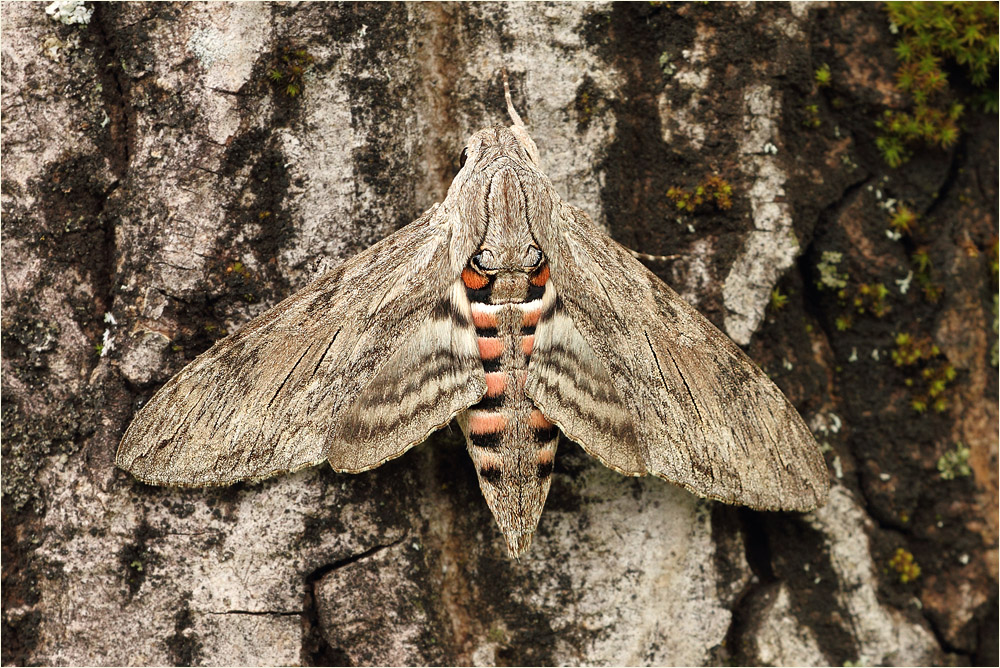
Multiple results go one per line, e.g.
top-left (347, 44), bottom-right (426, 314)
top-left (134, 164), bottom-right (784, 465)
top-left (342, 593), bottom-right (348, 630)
top-left (529, 204), bottom-right (829, 511)
top-left (117, 208), bottom-right (486, 486)
top-left (526, 285), bottom-right (645, 476)
top-left (328, 281), bottom-right (484, 471)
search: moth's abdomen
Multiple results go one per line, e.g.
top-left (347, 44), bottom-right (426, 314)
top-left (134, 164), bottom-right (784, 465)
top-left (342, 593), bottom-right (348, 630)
top-left (457, 263), bottom-right (558, 557)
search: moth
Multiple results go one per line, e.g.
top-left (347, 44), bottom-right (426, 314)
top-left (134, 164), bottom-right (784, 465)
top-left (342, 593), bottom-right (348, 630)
top-left (118, 79), bottom-right (829, 558)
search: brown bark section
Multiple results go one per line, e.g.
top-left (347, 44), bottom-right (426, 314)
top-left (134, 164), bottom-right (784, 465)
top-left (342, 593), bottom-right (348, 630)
top-left (3, 2), bottom-right (995, 665)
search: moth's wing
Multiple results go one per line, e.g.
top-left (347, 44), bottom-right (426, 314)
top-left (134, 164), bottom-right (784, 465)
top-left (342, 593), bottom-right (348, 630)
top-left (117, 208), bottom-right (486, 487)
top-left (527, 286), bottom-right (646, 476)
top-left (528, 205), bottom-right (829, 511)
top-left (325, 281), bottom-right (483, 472)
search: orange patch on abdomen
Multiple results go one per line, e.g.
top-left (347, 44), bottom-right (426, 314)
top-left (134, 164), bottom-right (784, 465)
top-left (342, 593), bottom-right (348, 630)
top-left (471, 306), bottom-right (498, 330)
top-left (473, 311), bottom-right (498, 330)
top-left (521, 335), bottom-right (535, 356)
top-left (522, 306), bottom-right (542, 328)
top-left (530, 264), bottom-right (550, 286)
top-left (468, 411), bottom-right (507, 434)
top-left (462, 268), bottom-right (489, 290)
top-left (485, 372), bottom-right (506, 397)
top-left (529, 409), bottom-right (553, 429)
top-left (478, 337), bottom-right (504, 359)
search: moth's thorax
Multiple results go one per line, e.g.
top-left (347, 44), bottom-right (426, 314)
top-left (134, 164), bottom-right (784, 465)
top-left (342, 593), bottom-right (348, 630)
top-left (457, 260), bottom-right (556, 557)
top-left (489, 271), bottom-right (530, 304)
top-left (479, 166), bottom-right (536, 267)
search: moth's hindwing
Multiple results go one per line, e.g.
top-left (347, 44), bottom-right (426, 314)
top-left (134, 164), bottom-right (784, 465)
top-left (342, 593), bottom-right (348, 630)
top-left (533, 205), bottom-right (829, 511)
top-left (526, 285), bottom-right (645, 476)
top-left (328, 280), bottom-right (485, 472)
top-left (116, 208), bottom-right (485, 486)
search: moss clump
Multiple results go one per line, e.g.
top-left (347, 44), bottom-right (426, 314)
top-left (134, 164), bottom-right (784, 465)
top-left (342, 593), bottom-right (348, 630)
top-left (891, 331), bottom-right (939, 366)
top-left (877, 2), bottom-right (998, 167)
top-left (770, 287), bottom-right (789, 311)
top-left (666, 174), bottom-right (733, 213)
top-left (910, 247), bottom-right (944, 303)
top-left (814, 63), bottom-right (832, 87)
top-left (889, 204), bottom-right (918, 234)
top-left (883, 205), bottom-right (944, 302)
top-left (888, 547), bottom-right (921, 583)
top-left (815, 251), bottom-right (890, 325)
top-left (892, 332), bottom-right (956, 412)
top-left (803, 103), bottom-right (822, 128)
top-left (937, 442), bottom-right (972, 480)
top-left (267, 46), bottom-right (314, 98)
top-left (852, 282), bottom-right (892, 317)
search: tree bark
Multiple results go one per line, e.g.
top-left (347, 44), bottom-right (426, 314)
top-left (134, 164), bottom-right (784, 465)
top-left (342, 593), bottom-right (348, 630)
top-left (2, 2), bottom-right (996, 665)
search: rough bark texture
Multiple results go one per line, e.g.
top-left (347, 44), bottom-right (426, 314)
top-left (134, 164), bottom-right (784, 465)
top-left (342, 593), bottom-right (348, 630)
top-left (2, 2), bottom-right (996, 666)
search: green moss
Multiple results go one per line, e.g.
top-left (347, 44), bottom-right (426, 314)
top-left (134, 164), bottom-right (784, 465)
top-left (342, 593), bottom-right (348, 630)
top-left (666, 174), bottom-right (733, 213)
top-left (802, 103), bottom-right (822, 128)
top-left (770, 287), bottom-right (789, 311)
top-left (909, 247), bottom-right (944, 303)
top-left (892, 332), bottom-right (956, 412)
top-left (889, 204), bottom-right (918, 234)
top-left (888, 547), bottom-right (921, 583)
top-left (853, 282), bottom-right (891, 317)
top-left (267, 46), bottom-right (314, 98)
top-left (814, 63), bottom-right (832, 87)
top-left (879, 2), bottom-right (998, 167)
top-left (892, 331), bottom-right (938, 366)
top-left (937, 442), bottom-right (972, 480)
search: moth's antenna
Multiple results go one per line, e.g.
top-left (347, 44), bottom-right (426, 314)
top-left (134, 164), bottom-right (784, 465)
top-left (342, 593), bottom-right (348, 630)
top-left (502, 68), bottom-right (540, 166)
top-left (502, 69), bottom-right (524, 128)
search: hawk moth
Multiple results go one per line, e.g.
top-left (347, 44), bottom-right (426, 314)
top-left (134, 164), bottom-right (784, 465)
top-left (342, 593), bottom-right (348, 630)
top-left (117, 80), bottom-right (829, 558)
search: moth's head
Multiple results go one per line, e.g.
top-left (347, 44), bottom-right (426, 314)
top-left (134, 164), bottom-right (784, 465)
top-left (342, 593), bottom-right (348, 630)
top-left (442, 73), bottom-right (559, 277)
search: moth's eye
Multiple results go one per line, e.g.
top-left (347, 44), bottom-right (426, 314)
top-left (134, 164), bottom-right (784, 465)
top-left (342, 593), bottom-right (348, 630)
top-left (523, 245), bottom-right (543, 268)
top-left (459, 147), bottom-right (469, 168)
top-left (472, 249), bottom-right (499, 272)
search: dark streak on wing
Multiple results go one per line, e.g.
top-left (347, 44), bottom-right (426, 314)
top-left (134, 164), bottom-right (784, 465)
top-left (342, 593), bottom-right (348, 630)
top-left (268, 345), bottom-right (313, 408)
top-left (310, 331), bottom-right (341, 379)
top-left (435, 295), bottom-right (472, 327)
top-left (658, 338), bottom-right (705, 424)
